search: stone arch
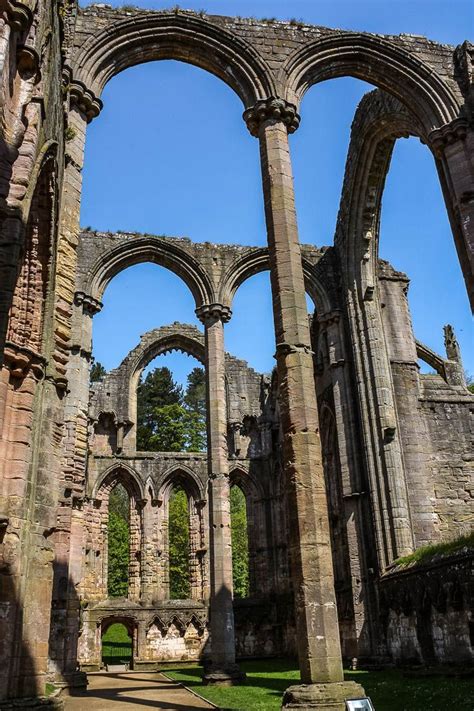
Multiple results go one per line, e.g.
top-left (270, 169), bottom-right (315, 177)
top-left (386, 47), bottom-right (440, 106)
top-left (89, 324), bottom-right (206, 453)
top-left (93, 462), bottom-right (144, 502)
top-left (101, 615), bottom-right (136, 638)
top-left (127, 326), bottom-right (206, 441)
top-left (219, 248), bottom-right (333, 314)
top-left (415, 341), bottom-right (448, 380)
top-left (156, 465), bottom-right (207, 601)
top-left (4, 146), bottom-right (57, 363)
top-left (335, 89), bottom-right (423, 290)
top-left (126, 325), bottom-right (205, 385)
top-left (282, 32), bottom-right (461, 133)
top-left (158, 464), bottom-right (205, 504)
top-left (69, 11), bottom-right (276, 114)
top-left (84, 464), bottom-right (145, 602)
top-left (333, 92), bottom-right (418, 565)
top-left (20, 141), bottom-right (58, 222)
top-left (229, 465), bottom-right (268, 598)
top-left (230, 464), bottom-right (264, 501)
top-left (145, 476), bottom-right (157, 502)
top-left (86, 237), bottom-right (214, 310)
top-left (100, 616), bottom-right (135, 669)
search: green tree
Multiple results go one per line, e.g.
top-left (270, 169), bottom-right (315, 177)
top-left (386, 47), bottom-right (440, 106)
top-left (184, 367), bottom-right (206, 451)
top-left (137, 367), bottom-right (183, 450)
top-left (107, 484), bottom-right (129, 598)
top-left (169, 487), bottom-right (190, 599)
top-left (90, 360), bottom-right (107, 382)
top-left (184, 367), bottom-right (206, 417)
top-left (465, 371), bottom-right (474, 394)
top-left (230, 485), bottom-right (250, 598)
top-left (137, 365), bottom-right (206, 452)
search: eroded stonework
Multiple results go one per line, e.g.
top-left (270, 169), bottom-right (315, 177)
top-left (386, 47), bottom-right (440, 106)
top-left (0, 0), bottom-right (473, 705)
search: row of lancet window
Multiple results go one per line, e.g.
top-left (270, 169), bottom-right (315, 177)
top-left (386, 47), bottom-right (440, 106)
top-left (105, 477), bottom-right (249, 600)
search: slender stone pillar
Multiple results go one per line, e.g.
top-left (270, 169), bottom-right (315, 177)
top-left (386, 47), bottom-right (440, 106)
top-left (429, 118), bottom-right (474, 309)
top-left (196, 303), bottom-right (244, 685)
top-left (244, 99), bottom-right (365, 708)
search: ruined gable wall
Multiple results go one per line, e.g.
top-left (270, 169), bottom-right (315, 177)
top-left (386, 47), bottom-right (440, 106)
top-left (419, 378), bottom-right (474, 540)
top-left (379, 264), bottom-right (474, 546)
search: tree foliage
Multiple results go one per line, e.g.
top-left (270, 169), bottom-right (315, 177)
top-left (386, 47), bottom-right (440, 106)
top-left (137, 365), bottom-right (206, 452)
top-left (465, 371), bottom-right (474, 394)
top-left (230, 485), bottom-right (250, 598)
top-left (169, 487), bottom-right (191, 599)
top-left (184, 367), bottom-right (206, 417)
top-left (91, 360), bottom-right (107, 382)
top-left (107, 484), bottom-right (129, 598)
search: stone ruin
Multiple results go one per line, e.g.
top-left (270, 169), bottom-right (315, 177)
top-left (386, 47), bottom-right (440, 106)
top-left (0, 1), bottom-right (473, 709)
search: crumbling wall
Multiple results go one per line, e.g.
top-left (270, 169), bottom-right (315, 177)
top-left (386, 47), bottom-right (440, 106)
top-left (380, 552), bottom-right (474, 665)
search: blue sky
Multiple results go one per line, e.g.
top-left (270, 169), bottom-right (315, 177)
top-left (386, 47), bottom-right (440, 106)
top-left (81, 0), bottom-right (473, 385)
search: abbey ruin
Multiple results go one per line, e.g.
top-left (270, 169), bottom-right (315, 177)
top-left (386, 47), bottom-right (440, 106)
top-left (0, 1), bottom-right (473, 709)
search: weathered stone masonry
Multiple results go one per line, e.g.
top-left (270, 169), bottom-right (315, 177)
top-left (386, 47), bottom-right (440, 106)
top-left (0, 2), bottom-right (473, 708)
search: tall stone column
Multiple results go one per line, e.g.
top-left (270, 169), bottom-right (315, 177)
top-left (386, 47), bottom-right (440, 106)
top-left (196, 304), bottom-right (244, 685)
top-left (429, 118), bottom-right (474, 309)
top-left (244, 99), bottom-right (365, 708)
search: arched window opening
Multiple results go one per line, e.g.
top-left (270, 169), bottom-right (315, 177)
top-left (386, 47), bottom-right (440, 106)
top-left (137, 352), bottom-right (206, 453)
top-left (168, 486), bottom-right (191, 600)
top-left (101, 622), bottom-right (132, 669)
top-left (230, 485), bottom-right (250, 599)
top-left (107, 483), bottom-right (130, 598)
top-left (91, 262), bottom-right (199, 374)
top-left (81, 61), bottom-right (261, 245)
top-left (226, 271), bottom-right (274, 374)
top-left (380, 137), bottom-right (472, 369)
top-left (292, 77), bottom-right (373, 248)
top-left (7, 159), bottom-right (54, 351)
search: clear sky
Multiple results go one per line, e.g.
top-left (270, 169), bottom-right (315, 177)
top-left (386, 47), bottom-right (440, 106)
top-left (81, 0), bottom-right (473, 385)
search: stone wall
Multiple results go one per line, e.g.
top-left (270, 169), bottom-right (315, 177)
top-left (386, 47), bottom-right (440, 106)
top-left (380, 552), bottom-right (474, 665)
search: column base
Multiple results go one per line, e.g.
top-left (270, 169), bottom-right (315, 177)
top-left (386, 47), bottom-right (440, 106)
top-left (55, 671), bottom-right (88, 694)
top-left (202, 663), bottom-right (246, 686)
top-left (282, 681), bottom-right (366, 710)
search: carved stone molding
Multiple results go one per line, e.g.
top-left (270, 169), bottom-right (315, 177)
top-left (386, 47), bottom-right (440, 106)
top-left (274, 341), bottom-right (314, 357)
top-left (16, 45), bottom-right (40, 81)
top-left (195, 303), bottom-right (231, 326)
top-left (317, 309), bottom-right (341, 326)
top-left (5, 0), bottom-right (32, 31)
top-left (428, 117), bottom-right (469, 156)
top-left (68, 80), bottom-right (103, 123)
top-left (243, 97), bottom-right (300, 137)
top-left (3, 341), bottom-right (46, 380)
top-left (75, 291), bottom-right (103, 315)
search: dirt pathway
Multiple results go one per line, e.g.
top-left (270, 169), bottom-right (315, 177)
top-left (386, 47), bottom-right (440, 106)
top-left (64, 672), bottom-right (216, 711)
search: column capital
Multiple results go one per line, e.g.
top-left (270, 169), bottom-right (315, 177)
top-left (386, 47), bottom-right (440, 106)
top-left (243, 97), bottom-right (300, 137)
top-left (196, 303), bottom-right (231, 326)
top-left (4, 0), bottom-right (32, 31)
top-left (65, 74), bottom-right (103, 123)
top-left (428, 117), bottom-right (469, 156)
top-left (3, 341), bottom-right (46, 380)
top-left (74, 291), bottom-right (103, 315)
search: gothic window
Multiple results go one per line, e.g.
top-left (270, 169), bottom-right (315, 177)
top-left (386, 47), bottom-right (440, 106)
top-left (168, 486), bottom-right (191, 599)
top-left (107, 483), bottom-right (130, 598)
top-left (230, 484), bottom-right (250, 599)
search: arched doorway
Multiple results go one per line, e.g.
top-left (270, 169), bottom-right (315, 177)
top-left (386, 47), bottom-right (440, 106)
top-left (101, 618), bottom-right (134, 671)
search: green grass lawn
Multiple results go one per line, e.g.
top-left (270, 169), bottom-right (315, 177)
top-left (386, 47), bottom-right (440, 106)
top-left (164, 659), bottom-right (474, 711)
